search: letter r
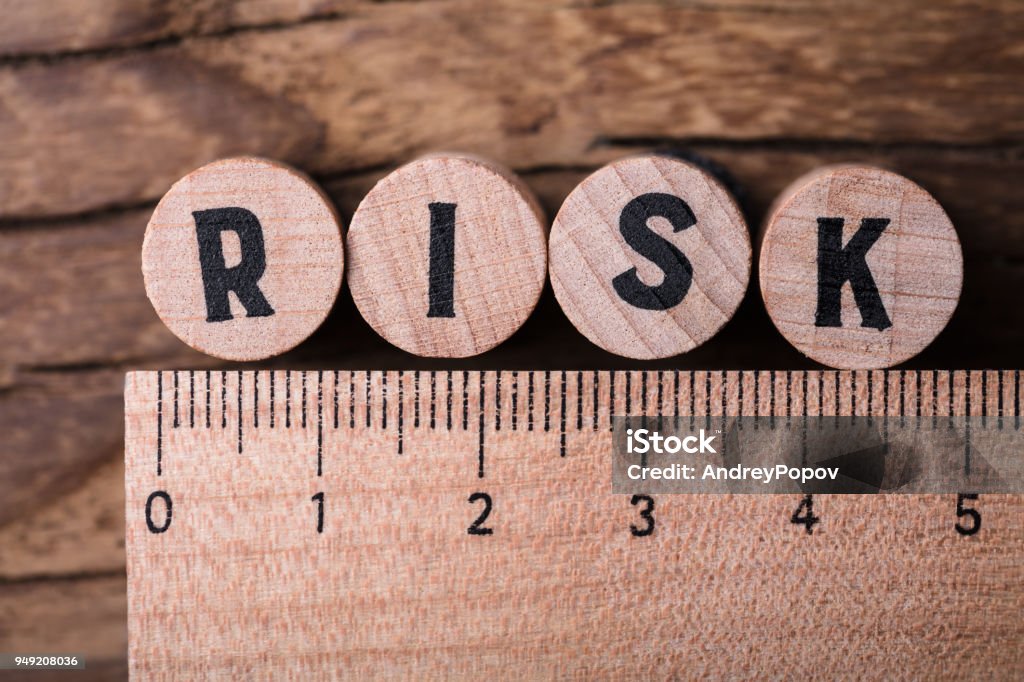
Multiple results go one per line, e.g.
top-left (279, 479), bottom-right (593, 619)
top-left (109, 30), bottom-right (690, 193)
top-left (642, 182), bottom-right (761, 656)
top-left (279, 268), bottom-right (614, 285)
top-left (193, 207), bottom-right (275, 323)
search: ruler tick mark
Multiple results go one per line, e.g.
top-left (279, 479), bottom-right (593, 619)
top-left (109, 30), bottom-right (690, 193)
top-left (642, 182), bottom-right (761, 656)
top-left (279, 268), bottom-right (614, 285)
top-left (738, 372), bottom-right (744, 428)
top-left (544, 371), bottom-right (552, 432)
top-left (365, 371), bottom-right (371, 429)
top-left (205, 370), bottom-right (211, 429)
top-left (333, 371), bottom-right (339, 430)
top-left (478, 372), bottom-right (485, 479)
top-left (349, 373), bottom-right (355, 429)
top-left (381, 372), bottom-right (388, 431)
top-left (286, 371), bottom-right (292, 429)
top-left (529, 372), bottom-right (536, 432)
top-left (173, 371), bottom-right (180, 428)
top-left (447, 371), bottom-right (453, 431)
top-left (461, 371), bottom-right (468, 431)
top-left (237, 370), bottom-right (243, 454)
top-left (430, 371), bottom-right (437, 430)
top-left (317, 371), bottom-right (324, 474)
top-left (156, 372), bottom-right (163, 476)
top-left (577, 371), bottom-right (584, 431)
top-left (512, 371), bottom-right (519, 432)
top-left (221, 370), bottom-right (227, 429)
top-left (414, 371), bottom-right (421, 429)
top-left (721, 370), bottom-right (728, 420)
top-left (397, 371), bottom-right (404, 455)
top-left (560, 370), bottom-right (567, 456)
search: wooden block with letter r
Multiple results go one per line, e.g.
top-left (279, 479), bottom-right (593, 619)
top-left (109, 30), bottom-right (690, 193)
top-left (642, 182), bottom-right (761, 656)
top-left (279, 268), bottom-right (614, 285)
top-left (346, 154), bottom-right (547, 358)
top-left (759, 165), bottom-right (963, 369)
top-left (142, 156), bottom-right (344, 361)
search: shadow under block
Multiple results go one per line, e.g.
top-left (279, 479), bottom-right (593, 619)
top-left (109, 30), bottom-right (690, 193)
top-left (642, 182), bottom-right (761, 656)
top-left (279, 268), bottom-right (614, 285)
top-left (549, 154), bottom-right (751, 360)
top-left (142, 156), bottom-right (344, 361)
top-left (346, 154), bottom-right (548, 358)
top-left (759, 165), bottom-right (962, 369)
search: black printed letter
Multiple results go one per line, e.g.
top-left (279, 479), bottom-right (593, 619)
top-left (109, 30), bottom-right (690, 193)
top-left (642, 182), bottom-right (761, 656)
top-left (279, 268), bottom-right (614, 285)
top-left (612, 193), bottom-right (696, 311)
top-left (815, 217), bottom-right (892, 331)
top-left (193, 207), bottom-right (275, 323)
top-left (427, 202), bottom-right (457, 318)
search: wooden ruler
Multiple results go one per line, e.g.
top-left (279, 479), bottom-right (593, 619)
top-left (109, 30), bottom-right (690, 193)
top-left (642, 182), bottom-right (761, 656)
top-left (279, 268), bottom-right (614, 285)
top-left (125, 370), bottom-right (1024, 679)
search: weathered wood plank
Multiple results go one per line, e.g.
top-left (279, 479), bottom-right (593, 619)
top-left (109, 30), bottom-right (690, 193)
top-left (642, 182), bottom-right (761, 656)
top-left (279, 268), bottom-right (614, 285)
top-left (0, 454), bottom-right (124, 580)
top-left (0, 575), bottom-right (126, 681)
top-left (0, 1), bottom-right (1020, 218)
top-left (3, 0), bottom-right (1018, 58)
top-left (0, 1), bottom-right (350, 58)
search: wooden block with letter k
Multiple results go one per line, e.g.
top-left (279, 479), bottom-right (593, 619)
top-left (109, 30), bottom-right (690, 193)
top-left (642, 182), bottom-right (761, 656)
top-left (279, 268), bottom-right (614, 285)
top-left (759, 165), bottom-right (963, 369)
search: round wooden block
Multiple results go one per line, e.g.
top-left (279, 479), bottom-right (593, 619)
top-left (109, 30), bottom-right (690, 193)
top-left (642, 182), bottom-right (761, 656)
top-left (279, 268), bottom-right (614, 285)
top-left (548, 154), bottom-right (751, 359)
top-left (759, 164), bottom-right (963, 369)
top-left (142, 157), bottom-right (344, 361)
top-left (346, 154), bottom-right (547, 357)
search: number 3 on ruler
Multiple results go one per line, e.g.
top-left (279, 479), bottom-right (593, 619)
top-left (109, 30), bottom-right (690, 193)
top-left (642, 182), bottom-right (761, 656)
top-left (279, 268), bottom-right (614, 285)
top-left (630, 494), bottom-right (655, 537)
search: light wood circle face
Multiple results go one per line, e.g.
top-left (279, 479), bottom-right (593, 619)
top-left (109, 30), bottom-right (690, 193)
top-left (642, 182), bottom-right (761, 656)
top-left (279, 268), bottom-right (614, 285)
top-left (549, 154), bottom-right (751, 360)
top-left (142, 157), bottom-right (343, 361)
top-left (346, 154), bottom-right (547, 358)
top-left (760, 165), bottom-right (962, 369)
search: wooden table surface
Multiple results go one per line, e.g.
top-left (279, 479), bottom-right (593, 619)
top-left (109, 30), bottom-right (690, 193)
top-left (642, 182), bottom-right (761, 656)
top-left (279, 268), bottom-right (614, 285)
top-left (0, 1), bottom-right (1021, 678)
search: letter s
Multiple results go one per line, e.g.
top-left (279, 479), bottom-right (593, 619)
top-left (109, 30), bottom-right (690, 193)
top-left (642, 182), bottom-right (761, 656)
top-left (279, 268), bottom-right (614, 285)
top-left (612, 193), bottom-right (696, 311)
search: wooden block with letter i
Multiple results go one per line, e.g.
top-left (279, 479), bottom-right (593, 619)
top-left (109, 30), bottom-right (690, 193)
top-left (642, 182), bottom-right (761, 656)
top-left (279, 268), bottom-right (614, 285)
top-left (548, 154), bottom-right (751, 359)
top-left (759, 165), bottom-right (963, 369)
top-left (346, 153), bottom-right (547, 358)
top-left (142, 156), bottom-right (344, 361)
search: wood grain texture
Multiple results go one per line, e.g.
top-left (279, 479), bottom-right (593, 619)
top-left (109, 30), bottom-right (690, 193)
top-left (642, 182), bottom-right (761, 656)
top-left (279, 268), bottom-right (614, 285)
top-left (124, 371), bottom-right (1024, 678)
top-left (0, 1), bottom-right (352, 57)
top-left (760, 165), bottom-right (962, 369)
top-left (347, 154), bottom-right (547, 357)
top-left (143, 156), bottom-right (344, 360)
top-left (0, 0), bottom-right (1022, 219)
top-left (550, 154), bottom-right (750, 359)
top-left (0, 575), bottom-right (127, 681)
top-left (0, 0), bottom-right (1021, 676)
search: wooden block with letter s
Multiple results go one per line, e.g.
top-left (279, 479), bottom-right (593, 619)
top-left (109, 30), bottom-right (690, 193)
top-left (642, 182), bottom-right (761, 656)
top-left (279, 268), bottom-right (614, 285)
top-left (549, 154), bottom-right (751, 359)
